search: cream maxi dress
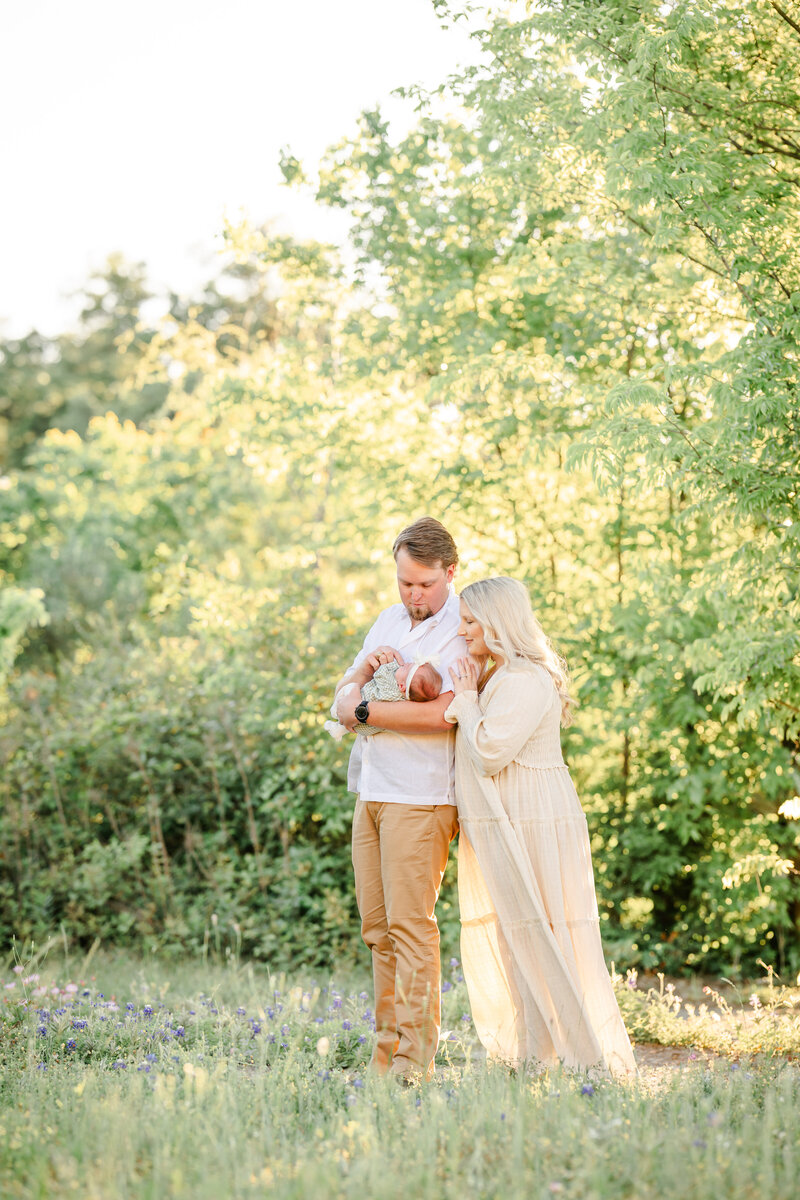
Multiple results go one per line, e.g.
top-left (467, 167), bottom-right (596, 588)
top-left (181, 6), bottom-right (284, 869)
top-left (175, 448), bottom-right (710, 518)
top-left (444, 662), bottom-right (636, 1077)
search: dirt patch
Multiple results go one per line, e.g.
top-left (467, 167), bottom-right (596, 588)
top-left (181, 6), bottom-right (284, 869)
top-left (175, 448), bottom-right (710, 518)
top-left (633, 1042), bottom-right (719, 1071)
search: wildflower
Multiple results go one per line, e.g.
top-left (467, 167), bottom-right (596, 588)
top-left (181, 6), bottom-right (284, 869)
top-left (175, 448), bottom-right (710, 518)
top-left (174, 1026), bottom-right (185, 1039)
top-left (65, 984), bottom-right (78, 994)
top-left (111, 1061), bottom-right (127, 1069)
top-left (145, 1054), bottom-right (157, 1062)
top-left (460, 1013), bottom-right (471, 1023)
top-left (66, 1039), bottom-right (77, 1052)
top-left (449, 958), bottom-right (460, 968)
top-left (237, 1007), bottom-right (246, 1016)
top-left (317, 1070), bottom-right (331, 1081)
top-left (353, 1078), bottom-right (364, 1089)
top-left (342, 1020), bottom-right (352, 1031)
top-left (581, 1084), bottom-right (595, 1097)
top-left (281, 1024), bottom-right (290, 1035)
top-left (143, 1006), bottom-right (153, 1017)
top-left (250, 1023), bottom-right (262, 1037)
top-left (358, 1035), bottom-right (367, 1044)
top-left (13, 965), bottom-right (23, 974)
top-left (441, 981), bottom-right (452, 993)
top-left (359, 991), bottom-right (368, 1000)
top-left (126, 1003), bottom-right (135, 1011)
top-left (37, 1025), bottom-right (47, 1037)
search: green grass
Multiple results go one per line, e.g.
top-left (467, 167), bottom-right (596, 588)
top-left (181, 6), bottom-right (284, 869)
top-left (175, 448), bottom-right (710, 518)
top-left (1, 946), bottom-right (799, 1199)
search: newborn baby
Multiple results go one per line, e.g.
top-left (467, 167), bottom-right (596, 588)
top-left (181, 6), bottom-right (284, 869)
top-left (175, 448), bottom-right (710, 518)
top-left (324, 659), bottom-right (442, 740)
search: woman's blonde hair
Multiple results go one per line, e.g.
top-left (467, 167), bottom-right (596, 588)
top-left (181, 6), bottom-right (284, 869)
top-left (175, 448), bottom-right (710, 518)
top-left (460, 577), bottom-right (574, 726)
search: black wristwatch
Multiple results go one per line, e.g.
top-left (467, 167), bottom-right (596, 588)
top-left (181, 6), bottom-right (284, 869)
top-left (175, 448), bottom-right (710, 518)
top-left (354, 700), bottom-right (370, 724)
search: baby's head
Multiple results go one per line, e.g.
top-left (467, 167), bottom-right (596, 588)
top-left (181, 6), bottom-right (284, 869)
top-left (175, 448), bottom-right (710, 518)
top-left (395, 660), bottom-right (442, 702)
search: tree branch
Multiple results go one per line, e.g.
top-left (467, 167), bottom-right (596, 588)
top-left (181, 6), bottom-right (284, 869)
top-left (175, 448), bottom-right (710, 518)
top-left (770, 1), bottom-right (800, 40)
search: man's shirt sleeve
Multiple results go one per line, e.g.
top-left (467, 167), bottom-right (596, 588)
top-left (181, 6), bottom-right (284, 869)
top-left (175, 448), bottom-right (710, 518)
top-left (336, 612), bottom-right (386, 689)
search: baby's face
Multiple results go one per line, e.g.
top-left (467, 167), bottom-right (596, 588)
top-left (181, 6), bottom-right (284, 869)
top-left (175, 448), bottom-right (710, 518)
top-left (394, 662), bottom-right (412, 693)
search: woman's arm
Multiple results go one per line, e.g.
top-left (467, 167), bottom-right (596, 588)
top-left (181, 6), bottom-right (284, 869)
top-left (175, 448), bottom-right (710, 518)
top-left (446, 668), bottom-right (555, 776)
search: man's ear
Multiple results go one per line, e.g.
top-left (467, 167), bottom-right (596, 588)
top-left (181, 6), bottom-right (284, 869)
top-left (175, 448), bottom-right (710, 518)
top-left (446, 564), bottom-right (456, 584)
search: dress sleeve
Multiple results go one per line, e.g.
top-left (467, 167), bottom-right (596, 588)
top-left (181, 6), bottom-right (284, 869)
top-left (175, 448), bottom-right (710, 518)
top-left (444, 668), bottom-right (556, 777)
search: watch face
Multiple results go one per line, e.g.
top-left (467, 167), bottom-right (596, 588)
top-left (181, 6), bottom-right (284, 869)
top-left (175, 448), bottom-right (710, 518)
top-left (355, 702), bottom-right (369, 722)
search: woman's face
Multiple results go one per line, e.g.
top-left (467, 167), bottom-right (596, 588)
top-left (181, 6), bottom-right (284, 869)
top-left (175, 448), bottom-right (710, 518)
top-left (458, 602), bottom-right (491, 658)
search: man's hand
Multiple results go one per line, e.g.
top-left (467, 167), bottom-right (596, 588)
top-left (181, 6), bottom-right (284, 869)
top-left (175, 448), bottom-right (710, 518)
top-left (364, 645), bottom-right (403, 673)
top-left (341, 645), bottom-right (403, 693)
top-left (335, 687), bottom-right (361, 731)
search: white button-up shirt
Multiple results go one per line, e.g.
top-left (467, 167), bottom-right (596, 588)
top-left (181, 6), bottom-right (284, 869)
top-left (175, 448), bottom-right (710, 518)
top-left (342, 587), bottom-right (466, 804)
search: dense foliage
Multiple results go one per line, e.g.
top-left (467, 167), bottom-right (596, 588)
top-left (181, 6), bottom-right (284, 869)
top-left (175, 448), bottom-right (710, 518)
top-left (1, 0), bottom-right (798, 974)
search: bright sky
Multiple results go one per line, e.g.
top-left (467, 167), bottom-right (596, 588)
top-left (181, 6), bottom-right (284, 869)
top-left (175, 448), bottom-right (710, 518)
top-left (1, 1), bottom-right (477, 337)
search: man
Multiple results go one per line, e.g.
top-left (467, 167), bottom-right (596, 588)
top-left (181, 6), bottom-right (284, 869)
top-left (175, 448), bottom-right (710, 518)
top-left (334, 516), bottom-right (465, 1082)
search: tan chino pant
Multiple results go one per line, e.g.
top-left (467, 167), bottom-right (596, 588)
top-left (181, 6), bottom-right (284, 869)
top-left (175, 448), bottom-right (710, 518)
top-left (352, 799), bottom-right (459, 1079)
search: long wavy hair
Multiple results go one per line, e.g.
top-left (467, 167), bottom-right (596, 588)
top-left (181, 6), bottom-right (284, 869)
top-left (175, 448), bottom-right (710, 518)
top-left (459, 577), bottom-right (574, 726)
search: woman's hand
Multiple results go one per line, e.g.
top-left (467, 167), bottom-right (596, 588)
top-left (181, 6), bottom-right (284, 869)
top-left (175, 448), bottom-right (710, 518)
top-left (451, 656), bottom-right (480, 695)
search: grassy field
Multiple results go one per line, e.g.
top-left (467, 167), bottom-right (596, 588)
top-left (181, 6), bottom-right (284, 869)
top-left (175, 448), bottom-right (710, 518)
top-left (1, 946), bottom-right (799, 1199)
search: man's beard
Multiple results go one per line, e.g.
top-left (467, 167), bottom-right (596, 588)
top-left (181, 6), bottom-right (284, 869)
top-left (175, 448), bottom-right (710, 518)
top-left (406, 602), bottom-right (432, 622)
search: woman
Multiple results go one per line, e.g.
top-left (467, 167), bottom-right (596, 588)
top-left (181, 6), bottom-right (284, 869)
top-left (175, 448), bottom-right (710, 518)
top-left (445, 577), bottom-right (636, 1076)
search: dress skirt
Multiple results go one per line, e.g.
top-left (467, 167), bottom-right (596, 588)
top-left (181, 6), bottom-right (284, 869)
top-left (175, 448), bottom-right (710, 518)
top-left (455, 750), bottom-right (636, 1077)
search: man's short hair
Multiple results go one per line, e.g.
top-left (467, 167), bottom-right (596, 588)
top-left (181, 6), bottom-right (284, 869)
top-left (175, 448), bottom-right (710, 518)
top-left (392, 517), bottom-right (459, 569)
